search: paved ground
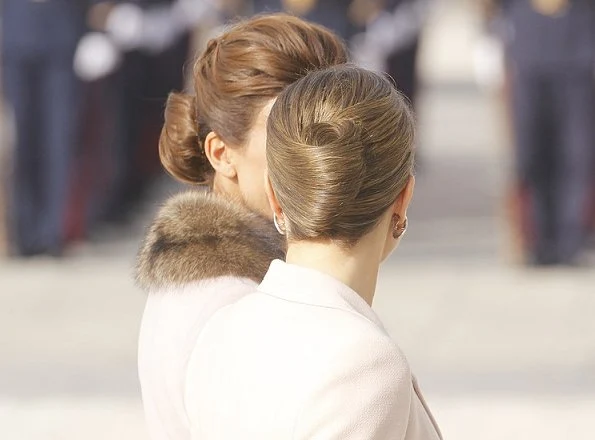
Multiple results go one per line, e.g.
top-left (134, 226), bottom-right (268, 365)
top-left (1, 1), bottom-right (594, 439)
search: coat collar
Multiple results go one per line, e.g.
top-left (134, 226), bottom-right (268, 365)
top-left (135, 191), bottom-right (286, 292)
top-left (258, 260), bottom-right (386, 331)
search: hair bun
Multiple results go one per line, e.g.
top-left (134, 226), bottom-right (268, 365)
top-left (266, 65), bottom-right (416, 245)
top-left (305, 119), bottom-right (362, 147)
top-left (159, 92), bottom-right (213, 185)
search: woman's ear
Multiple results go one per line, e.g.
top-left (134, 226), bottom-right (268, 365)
top-left (383, 175), bottom-right (415, 257)
top-left (204, 131), bottom-right (237, 179)
top-left (393, 175), bottom-right (415, 219)
top-left (264, 169), bottom-right (283, 218)
top-left (265, 170), bottom-right (288, 235)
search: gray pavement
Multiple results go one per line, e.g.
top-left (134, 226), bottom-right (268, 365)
top-left (2, 2), bottom-right (594, 439)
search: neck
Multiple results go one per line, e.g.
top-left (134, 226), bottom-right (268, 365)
top-left (285, 239), bottom-right (383, 306)
top-left (212, 174), bottom-right (240, 199)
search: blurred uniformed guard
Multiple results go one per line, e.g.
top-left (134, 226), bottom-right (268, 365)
top-left (1, 0), bottom-right (99, 256)
top-left (251, 0), bottom-right (359, 39)
top-left (251, 0), bottom-right (431, 104)
top-left (73, 0), bottom-right (216, 225)
top-left (491, 0), bottom-right (595, 265)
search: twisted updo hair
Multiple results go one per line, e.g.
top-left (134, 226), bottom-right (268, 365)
top-left (266, 65), bottom-right (416, 246)
top-left (159, 14), bottom-right (349, 185)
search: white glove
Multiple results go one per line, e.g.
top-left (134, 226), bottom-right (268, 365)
top-left (350, 9), bottom-right (415, 72)
top-left (137, 6), bottom-right (182, 54)
top-left (140, 0), bottom-right (219, 53)
top-left (105, 1), bottom-right (218, 54)
top-left (105, 3), bottom-right (145, 51)
top-left (74, 32), bottom-right (121, 82)
top-left (351, 32), bottom-right (388, 72)
top-left (351, 0), bottom-right (433, 70)
top-left (173, 0), bottom-right (219, 30)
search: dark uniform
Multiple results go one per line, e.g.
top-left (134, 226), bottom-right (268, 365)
top-left (251, 0), bottom-right (426, 103)
top-left (89, 0), bottom-right (191, 224)
top-left (251, 0), bottom-right (359, 39)
top-left (382, 0), bottom-right (425, 104)
top-left (1, 0), bottom-right (97, 256)
top-left (499, 0), bottom-right (595, 265)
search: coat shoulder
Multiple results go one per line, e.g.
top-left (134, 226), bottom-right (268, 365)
top-left (135, 191), bottom-right (286, 292)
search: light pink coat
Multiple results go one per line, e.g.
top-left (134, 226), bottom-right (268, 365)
top-left (138, 260), bottom-right (442, 440)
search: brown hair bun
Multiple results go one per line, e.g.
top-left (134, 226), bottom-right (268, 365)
top-left (159, 92), bottom-right (213, 185)
top-left (158, 14), bottom-right (349, 186)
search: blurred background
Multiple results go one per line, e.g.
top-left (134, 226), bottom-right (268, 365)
top-left (1, 0), bottom-right (594, 439)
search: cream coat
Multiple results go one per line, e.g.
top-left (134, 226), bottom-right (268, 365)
top-left (138, 277), bottom-right (256, 439)
top-left (183, 260), bottom-right (442, 440)
top-left (136, 191), bottom-right (441, 440)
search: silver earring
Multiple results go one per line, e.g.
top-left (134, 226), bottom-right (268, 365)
top-left (273, 213), bottom-right (285, 236)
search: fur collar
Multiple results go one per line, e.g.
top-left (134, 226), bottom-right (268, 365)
top-left (136, 191), bottom-right (286, 292)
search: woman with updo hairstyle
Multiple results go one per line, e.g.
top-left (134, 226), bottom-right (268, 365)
top-left (158, 14), bottom-right (348, 215)
top-left (134, 15), bottom-right (348, 440)
top-left (185, 66), bottom-right (442, 439)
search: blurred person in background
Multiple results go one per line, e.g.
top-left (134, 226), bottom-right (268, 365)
top-left (251, 0), bottom-right (359, 39)
top-left (68, 1), bottom-right (262, 241)
top-left (1, 0), bottom-right (100, 257)
top-left (350, 0), bottom-right (432, 105)
top-left (134, 15), bottom-right (348, 439)
top-left (250, 0), bottom-right (431, 106)
top-left (485, 0), bottom-right (595, 266)
top-left (70, 0), bottom-right (220, 236)
top-left (350, 0), bottom-right (432, 170)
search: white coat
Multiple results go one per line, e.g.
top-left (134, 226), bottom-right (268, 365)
top-left (136, 191), bottom-right (441, 439)
top-left (185, 260), bottom-right (442, 440)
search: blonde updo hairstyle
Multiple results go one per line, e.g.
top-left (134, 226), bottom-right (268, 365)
top-left (158, 14), bottom-right (349, 185)
top-left (266, 65), bottom-right (415, 246)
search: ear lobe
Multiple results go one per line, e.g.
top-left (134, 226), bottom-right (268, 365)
top-left (204, 131), bottom-right (237, 178)
top-left (393, 175), bottom-right (416, 218)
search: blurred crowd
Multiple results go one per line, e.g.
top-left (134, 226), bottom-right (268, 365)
top-left (0, 0), bottom-right (593, 266)
top-left (0, 0), bottom-right (429, 258)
